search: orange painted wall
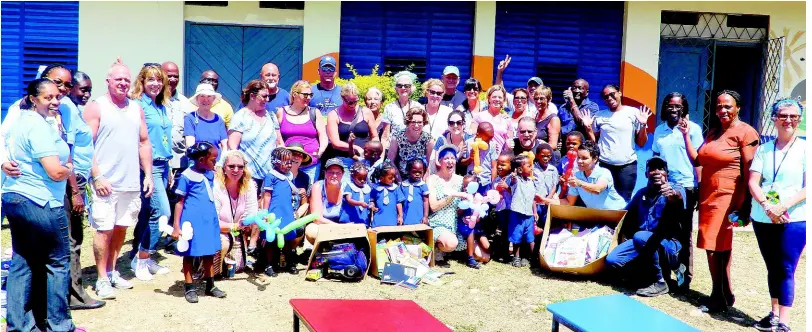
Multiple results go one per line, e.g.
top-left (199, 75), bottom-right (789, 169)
top-left (620, 61), bottom-right (658, 132)
top-left (302, 52), bottom-right (339, 83)
top-left (471, 55), bottom-right (494, 90)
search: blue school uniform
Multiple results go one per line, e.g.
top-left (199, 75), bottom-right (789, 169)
top-left (262, 169), bottom-right (298, 241)
top-left (370, 183), bottom-right (403, 227)
top-left (174, 169), bottom-right (219, 256)
top-left (400, 179), bottom-right (429, 225)
top-left (339, 182), bottom-right (372, 224)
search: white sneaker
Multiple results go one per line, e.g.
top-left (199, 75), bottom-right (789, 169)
top-left (95, 279), bottom-right (116, 300)
top-left (131, 258), bottom-right (154, 281)
top-left (146, 258), bottom-right (169, 275)
top-left (109, 270), bottom-right (135, 288)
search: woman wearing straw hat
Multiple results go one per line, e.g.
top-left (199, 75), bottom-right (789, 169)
top-left (184, 83), bottom-right (228, 156)
top-left (286, 142), bottom-right (313, 218)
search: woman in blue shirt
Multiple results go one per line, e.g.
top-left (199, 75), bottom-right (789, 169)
top-left (184, 83), bottom-right (228, 156)
top-left (129, 64), bottom-right (173, 281)
top-left (543, 141), bottom-right (627, 210)
top-left (748, 98), bottom-right (806, 332)
top-left (2, 79), bottom-right (77, 332)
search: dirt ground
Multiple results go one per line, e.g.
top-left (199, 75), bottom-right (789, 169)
top-left (1, 223), bottom-right (806, 332)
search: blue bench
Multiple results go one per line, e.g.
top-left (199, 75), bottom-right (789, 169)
top-left (546, 294), bottom-right (699, 332)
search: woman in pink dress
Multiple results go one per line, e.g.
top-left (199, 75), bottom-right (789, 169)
top-left (470, 85), bottom-right (513, 153)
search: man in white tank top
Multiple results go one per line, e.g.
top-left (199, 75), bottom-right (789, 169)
top-left (82, 62), bottom-right (155, 300)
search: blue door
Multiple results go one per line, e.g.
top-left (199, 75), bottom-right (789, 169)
top-left (185, 23), bottom-right (303, 107)
top-left (656, 40), bottom-right (711, 131)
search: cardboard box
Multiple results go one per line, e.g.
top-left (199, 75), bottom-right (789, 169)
top-left (539, 205), bottom-right (626, 276)
top-left (367, 224), bottom-right (435, 278)
top-left (304, 224), bottom-right (372, 281)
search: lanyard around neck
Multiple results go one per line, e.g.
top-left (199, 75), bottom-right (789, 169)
top-left (773, 137), bottom-right (797, 181)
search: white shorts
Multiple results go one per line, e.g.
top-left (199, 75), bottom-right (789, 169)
top-left (89, 190), bottom-right (142, 231)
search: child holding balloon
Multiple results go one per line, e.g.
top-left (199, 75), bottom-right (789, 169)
top-left (261, 147), bottom-right (302, 277)
top-left (465, 122), bottom-right (499, 195)
top-left (172, 142), bottom-right (227, 303)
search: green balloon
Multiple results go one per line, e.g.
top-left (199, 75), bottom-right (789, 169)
top-left (278, 213), bottom-right (318, 235)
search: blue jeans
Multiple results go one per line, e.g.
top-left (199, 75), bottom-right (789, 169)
top-left (134, 160), bottom-right (171, 255)
top-left (3, 193), bottom-right (75, 332)
top-left (605, 231), bottom-right (681, 283)
top-left (753, 221), bottom-right (806, 306)
top-left (301, 162), bottom-right (320, 186)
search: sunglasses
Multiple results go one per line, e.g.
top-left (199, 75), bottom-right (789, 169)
top-left (226, 164), bottom-right (245, 170)
top-left (533, 96), bottom-right (546, 101)
top-left (396, 83), bottom-right (412, 89)
top-left (343, 98), bottom-right (358, 105)
top-left (464, 86), bottom-right (480, 92)
top-left (448, 120), bottom-right (464, 126)
top-left (602, 91), bottom-right (617, 100)
top-left (519, 130), bottom-right (535, 134)
top-left (774, 114), bottom-right (801, 121)
top-left (143, 62), bottom-right (161, 68)
top-left (52, 79), bottom-right (73, 90)
top-left (298, 92), bottom-right (314, 98)
top-left (428, 90), bottom-right (444, 97)
top-left (320, 66), bottom-right (336, 73)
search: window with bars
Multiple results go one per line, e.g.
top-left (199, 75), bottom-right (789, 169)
top-left (383, 57), bottom-right (427, 82)
top-left (536, 63), bottom-right (579, 106)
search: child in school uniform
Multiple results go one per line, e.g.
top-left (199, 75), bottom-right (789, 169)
top-left (360, 139), bottom-right (385, 183)
top-left (339, 161), bottom-right (372, 225)
top-left (400, 159), bottom-right (430, 225)
top-left (506, 153), bottom-right (545, 268)
top-left (261, 147), bottom-right (303, 277)
top-left (370, 162), bottom-right (404, 227)
top-left (493, 151), bottom-right (514, 261)
top-left (173, 142), bottom-right (226, 303)
top-left (534, 143), bottom-right (560, 227)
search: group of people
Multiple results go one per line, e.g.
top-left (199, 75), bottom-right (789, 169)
top-left (0, 53), bottom-right (805, 332)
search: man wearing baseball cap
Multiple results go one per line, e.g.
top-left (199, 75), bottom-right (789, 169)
top-left (440, 65), bottom-right (467, 110)
top-left (605, 156), bottom-right (687, 297)
top-left (310, 55), bottom-right (343, 117)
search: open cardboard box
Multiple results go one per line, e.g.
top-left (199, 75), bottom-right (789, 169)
top-left (305, 223), bottom-right (372, 281)
top-left (539, 205), bottom-right (626, 276)
top-left (368, 224), bottom-right (435, 278)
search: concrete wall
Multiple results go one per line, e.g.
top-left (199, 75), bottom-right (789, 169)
top-left (302, 1), bottom-right (341, 83)
top-left (472, 1), bottom-right (496, 89)
top-left (78, 1), bottom-right (184, 97)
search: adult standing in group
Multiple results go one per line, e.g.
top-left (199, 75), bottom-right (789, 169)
top-left (259, 62), bottom-right (291, 114)
top-left (228, 79), bottom-right (283, 194)
top-left (195, 70), bottom-right (235, 129)
top-left (69, 71), bottom-right (93, 108)
top-left (652, 92), bottom-right (703, 291)
top-left (2, 79), bottom-right (78, 332)
top-left (325, 83), bottom-right (376, 173)
top-left (213, 150), bottom-right (258, 277)
top-left (427, 144), bottom-right (489, 263)
top-left (533, 86), bottom-right (561, 162)
top-left (748, 98), bottom-right (806, 332)
top-left (184, 83), bottom-right (228, 155)
top-left (161, 61), bottom-right (188, 173)
top-left (493, 55), bottom-right (543, 115)
top-left (695, 90), bottom-right (760, 312)
top-left (84, 62), bottom-right (153, 299)
top-left (364, 87), bottom-right (386, 138)
top-left (583, 84), bottom-right (651, 201)
top-left (559, 78), bottom-right (600, 146)
top-left (278, 80), bottom-right (327, 184)
top-left (470, 85), bottom-right (513, 154)
top-left (130, 64), bottom-right (173, 281)
top-left (456, 78), bottom-right (483, 133)
top-left (305, 158), bottom-right (345, 244)
top-left (439, 66), bottom-right (467, 110)
top-left (310, 55), bottom-right (343, 117)
top-left (422, 79), bottom-right (454, 139)
top-left (381, 71), bottom-right (422, 147)
top-left (510, 117), bottom-right (540, 157)
top-left (509, 88), bottom-right (532, 139)
top-left (431, 110), bottom-right (472, 175)
top-left (387, 107), bottom-right (434, 180)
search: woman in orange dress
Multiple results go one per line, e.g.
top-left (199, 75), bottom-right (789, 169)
top-left (696, 90), bottom-right (760, 312)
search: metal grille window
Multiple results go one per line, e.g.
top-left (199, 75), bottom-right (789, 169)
top-left (657, 11), bottom-right (780, 138)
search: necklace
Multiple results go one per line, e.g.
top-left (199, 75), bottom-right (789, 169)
top-left (286, 105), bottom-right (307, 117)
top-left (772, 136), bottom-right (797, 181)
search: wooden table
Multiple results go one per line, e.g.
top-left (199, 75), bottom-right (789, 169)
top-left (289, 299), bottom-right (450, 332)
top-left (546, 294), bottom-right (699, 332)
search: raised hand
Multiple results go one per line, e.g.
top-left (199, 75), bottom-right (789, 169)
top-left (580, 109), bottom-right (594, 129)
top-left (636, 105), bottom-right (653, 125)
top-left (497, 54), bottom-right (512, 72)
top-left (677, 118), bottom-right (690, 136)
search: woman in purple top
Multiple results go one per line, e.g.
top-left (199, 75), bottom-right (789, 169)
top-left (277, 80), bottom-right (327, 185)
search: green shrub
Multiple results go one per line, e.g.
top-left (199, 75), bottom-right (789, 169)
top-left (315, 63), bottom-right (422, 104)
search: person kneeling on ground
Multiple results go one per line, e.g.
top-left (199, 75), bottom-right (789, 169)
top-left (605, 156), bottom-right (686, 297)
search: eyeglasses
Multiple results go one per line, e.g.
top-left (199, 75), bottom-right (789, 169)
top-left (52, 79), bottom-right (73, 90)
top-left (533, 96), bottom-right (546, 101)
top-left (448, 120), bottom-right (464, 126)
top-left (408, 120), bottom-right (425, 126)
top-left (428, 90), bottom-right (444, 97)
top-left (255, 94), bottom-right (270, 100)
top-left (143, 62), bottom-right (161, 68)
top-left (774, 114), bottom-right (801, 121)
top-left (226, 164), bottom-right (245, 170)
top-left (602, 91), bottom-right (617, 100)
top-left (320, 66), bottom-right (336, 73)
top-left (396, 84), bottom-right (412, 89)
top-left (298, 92), bottom-right (314, 98)
top-left (343, 98), bottom-right (358, 105)
top-left (519, 130), bottom-right (535, 134)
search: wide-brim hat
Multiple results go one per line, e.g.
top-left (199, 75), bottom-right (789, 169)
top-left (190, 83), bottom-right (222, 107)
top-left (285, 142), bottom-right (313, 166)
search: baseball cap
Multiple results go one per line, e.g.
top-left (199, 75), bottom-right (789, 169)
top-left (319, 55), bottom-right (337, 68)
top-left (442, 66), bottom-right (460, 77)
top-left (324, 158), bottom-right (346, 171)
top-left (646, 156), bottom-right (668, 171)
top-left (527, 77), bottom-right (543, 86)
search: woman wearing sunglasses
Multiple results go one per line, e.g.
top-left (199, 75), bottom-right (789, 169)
top-left (381, 71), bottom-right (422, 147)
top-left (325, 82), bottom-right (377, 182)
top-left (422, 79), bottom-right (454, 139)
top-left (430, 110), bottom-right (472, 175)
top-left (456, 78), bottom-right (483, 134)
top-left (213, 150), bottom-right (257, 277)
top-left (278, 80), bottom-right (327, 185)
top-left (470, 84), bottom-right (513, 154)
top-left (533, 86), bottom-right (561, 165)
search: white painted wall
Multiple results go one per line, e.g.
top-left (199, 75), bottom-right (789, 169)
top-left (78, 1), bottom-right (184, 97)
top-left (184, 1), bottom-right (304, 26)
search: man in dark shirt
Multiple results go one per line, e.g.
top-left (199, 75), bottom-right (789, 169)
top-left (559, 78), bottom-right (600, 143)
top-left (440, 66), bottom-right (467, 110)
top-left (605, 156), bottom-right (686, 297)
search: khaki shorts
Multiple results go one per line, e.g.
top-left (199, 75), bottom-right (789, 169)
top-left (89, 191), bottom-right (141, 231)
